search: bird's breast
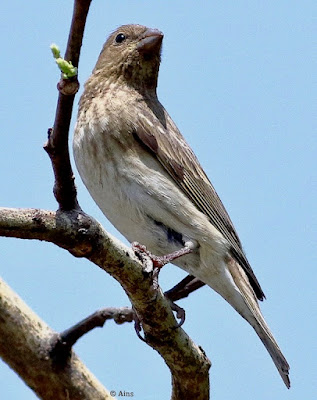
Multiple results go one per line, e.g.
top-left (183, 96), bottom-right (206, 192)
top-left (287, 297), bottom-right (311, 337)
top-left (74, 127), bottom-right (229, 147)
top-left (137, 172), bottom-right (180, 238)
top-left (73, 97), bottom-right (228, 275)
top-left (73, 105), bottom-right (178, 246)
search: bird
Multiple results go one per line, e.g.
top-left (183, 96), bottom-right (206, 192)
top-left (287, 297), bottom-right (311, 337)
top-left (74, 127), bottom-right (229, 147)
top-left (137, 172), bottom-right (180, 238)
top-left (73, 24), bottom-right (290, 388)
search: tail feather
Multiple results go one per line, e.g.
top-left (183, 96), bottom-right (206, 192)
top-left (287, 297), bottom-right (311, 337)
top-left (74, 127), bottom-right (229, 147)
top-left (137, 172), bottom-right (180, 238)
top-left (256, 321), bottom-right (290, 388)
top-left (227, 259), bottom-right (290, 388)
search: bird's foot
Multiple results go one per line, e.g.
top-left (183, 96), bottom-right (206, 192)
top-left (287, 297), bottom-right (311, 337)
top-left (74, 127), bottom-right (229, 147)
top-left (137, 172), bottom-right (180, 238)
top-left (132, 242), bottom-right (193, 269)
top-left (132, 300), bottom-right (185, 343)
top-left (132, 241), bottom-right (193, 290)
top-left (131, 242), bottom-right (189, 337)
top-left (169, 300), bottom-right (186, 327)
top-left (133, 308), bottom-right (147, 342)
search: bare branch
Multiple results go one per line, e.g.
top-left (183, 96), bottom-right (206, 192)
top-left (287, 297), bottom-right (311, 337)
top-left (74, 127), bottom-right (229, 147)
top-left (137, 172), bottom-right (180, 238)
top-left (58, 307), bottom-right (134, 350)
top-left (0, 277), bottom-right (113, 400)
top-left (0, 207), bottom-right (211, 399)
top-left (44, 0), bottom-right (92, 211)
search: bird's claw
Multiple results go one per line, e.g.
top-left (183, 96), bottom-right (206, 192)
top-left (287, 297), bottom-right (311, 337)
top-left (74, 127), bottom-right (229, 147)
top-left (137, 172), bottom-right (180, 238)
top-left (131, 242), bottom-right (187, 340)
top-left (132, 242), bottom-right (155, 274)
top-left (132, 242), bottom-right (164, 288)
top-left (133, 309), bottom-right (147, 342)
top-left (133, 300), bottom-right (185, 343)
top-left (132, 241), bottom-right (193, 269)
top-left (169, 300), bottom-right (186, 328)
top-left (132, 242), bottom-right (167, 269)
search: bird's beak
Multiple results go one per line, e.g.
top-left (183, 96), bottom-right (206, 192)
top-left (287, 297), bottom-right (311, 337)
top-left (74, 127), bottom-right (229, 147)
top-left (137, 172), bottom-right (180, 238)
top-left (137, 28), bottom-right (163, 53)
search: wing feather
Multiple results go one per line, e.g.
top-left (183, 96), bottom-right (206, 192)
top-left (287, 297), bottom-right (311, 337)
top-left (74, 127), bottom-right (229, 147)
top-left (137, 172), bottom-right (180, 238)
top-left (133, 105), bottom-right (265, 300)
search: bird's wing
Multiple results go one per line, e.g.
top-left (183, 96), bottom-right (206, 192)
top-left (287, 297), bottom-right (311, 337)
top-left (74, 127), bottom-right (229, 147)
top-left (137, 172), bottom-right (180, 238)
top-left (133, 106), bottom-right (265, 300)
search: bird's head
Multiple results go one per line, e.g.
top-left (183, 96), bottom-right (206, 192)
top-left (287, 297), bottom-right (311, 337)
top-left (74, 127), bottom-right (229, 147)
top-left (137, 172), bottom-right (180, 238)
top-left (93, 24), bottom-right (163, 92)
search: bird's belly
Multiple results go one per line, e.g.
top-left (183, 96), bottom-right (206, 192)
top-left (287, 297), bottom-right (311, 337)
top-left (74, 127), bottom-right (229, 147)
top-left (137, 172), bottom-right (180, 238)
top-left (74, 132), bottom-right (190, 254)
top-left (81, 161), bottom-right (201, 270)
top-left (73, 125), bottom-right (227, 277)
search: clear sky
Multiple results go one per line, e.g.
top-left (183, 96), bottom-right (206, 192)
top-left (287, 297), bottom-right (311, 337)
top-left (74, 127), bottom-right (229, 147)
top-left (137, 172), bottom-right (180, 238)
top-left (0, 1), bottom-right (316, 399)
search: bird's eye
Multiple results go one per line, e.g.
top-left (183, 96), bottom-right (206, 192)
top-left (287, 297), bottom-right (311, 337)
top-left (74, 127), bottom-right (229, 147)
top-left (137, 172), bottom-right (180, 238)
top-left (115, 33), bottom-right (126, 43)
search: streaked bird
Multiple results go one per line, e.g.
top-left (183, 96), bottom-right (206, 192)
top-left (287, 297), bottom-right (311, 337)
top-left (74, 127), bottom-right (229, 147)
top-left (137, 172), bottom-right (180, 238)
top-left (73, 24), bottom-right (290, 387)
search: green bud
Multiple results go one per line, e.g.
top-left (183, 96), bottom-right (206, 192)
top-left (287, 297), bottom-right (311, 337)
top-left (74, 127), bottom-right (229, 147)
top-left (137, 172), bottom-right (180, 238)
top-left (50, 43), bottom-right (61, 59)
top-left (50, 43), bottom-right (77, 79)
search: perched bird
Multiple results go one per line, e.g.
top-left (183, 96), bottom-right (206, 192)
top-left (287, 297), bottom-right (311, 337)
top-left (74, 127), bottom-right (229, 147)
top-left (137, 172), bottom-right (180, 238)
top-left (73, 24), bottom-right (290, 387)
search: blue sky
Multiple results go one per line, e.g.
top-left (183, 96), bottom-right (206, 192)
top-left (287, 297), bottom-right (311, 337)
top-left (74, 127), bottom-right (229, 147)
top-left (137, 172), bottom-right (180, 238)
top-left (0, 1), bottom-right (316, 399)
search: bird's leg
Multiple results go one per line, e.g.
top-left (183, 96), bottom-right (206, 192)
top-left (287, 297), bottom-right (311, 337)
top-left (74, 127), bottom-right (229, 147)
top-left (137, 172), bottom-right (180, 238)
top-left (164, 275), bottom-right (206, 301)
top-left (132, 242), bottom-right (193, 269)
top-left (132, 242), bottom-right (193, 329)
top-left (132, 241), bottom-right (193, 289)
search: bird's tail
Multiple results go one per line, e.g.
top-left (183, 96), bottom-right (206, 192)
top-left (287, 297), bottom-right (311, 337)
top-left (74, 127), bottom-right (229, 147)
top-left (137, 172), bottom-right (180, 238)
top-left (225, 259), bottom-right (290, 388)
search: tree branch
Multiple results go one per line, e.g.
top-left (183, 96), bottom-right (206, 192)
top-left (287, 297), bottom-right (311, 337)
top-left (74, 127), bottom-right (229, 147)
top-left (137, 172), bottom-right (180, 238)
top-left (0, 277), bottom-right (113, 400)
top-left (58, 307), bottom-right (134, 351)
top-left (44, 0), bottom-right (92, 211)
top-left (0, 207), bottom-right (211, 399)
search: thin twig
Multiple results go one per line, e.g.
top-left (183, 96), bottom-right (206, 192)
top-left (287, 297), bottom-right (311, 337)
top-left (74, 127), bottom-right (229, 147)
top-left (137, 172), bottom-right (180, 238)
top-left (44, 0), bottom-right (92, 211)
top-left (60, 307), bottom-right (134, 347)
top-left (51, 307), bottom-right (134, 363)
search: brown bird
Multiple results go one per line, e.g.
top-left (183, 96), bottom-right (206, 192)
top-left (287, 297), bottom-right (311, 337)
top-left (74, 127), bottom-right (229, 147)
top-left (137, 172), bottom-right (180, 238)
top-left (73, 24), bottom-right (290, 388)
